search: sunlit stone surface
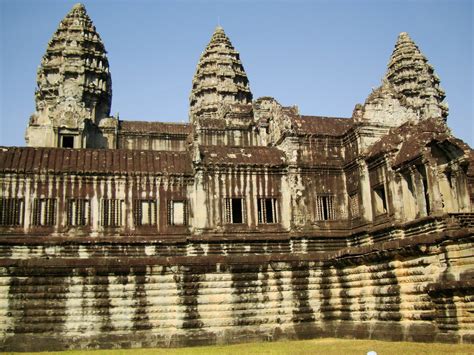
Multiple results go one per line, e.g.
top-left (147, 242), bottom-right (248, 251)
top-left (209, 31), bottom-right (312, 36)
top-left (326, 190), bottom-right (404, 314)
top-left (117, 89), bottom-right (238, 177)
top-left (1, 3), bottom-right (473, 352)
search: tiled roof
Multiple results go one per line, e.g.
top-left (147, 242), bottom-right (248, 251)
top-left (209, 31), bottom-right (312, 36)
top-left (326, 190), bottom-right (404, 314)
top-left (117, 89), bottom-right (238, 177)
top-left (200, 146), bottom-right (286, 166)
top-left (0, 147), bottom-right (193, 175)
top-left (119, 120), bottom-right (191, 135)
top-left (292, 115), bottom-right (354, 136)
top-left (366, 118), bottom-right (470, 167)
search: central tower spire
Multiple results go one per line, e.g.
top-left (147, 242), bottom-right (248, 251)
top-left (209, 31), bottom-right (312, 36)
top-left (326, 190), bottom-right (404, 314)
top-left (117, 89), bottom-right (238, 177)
top-left (189, 26), bottom-right (253, 122)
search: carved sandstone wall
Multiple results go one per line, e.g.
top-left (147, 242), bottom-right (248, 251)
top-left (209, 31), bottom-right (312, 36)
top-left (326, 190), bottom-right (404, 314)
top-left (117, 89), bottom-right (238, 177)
top-left (0, 223), bottom-right (472, 351)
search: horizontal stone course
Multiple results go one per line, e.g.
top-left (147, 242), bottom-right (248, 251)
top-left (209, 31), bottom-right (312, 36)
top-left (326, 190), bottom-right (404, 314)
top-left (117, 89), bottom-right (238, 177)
top-left (0, 227), bottom-right (472, 351)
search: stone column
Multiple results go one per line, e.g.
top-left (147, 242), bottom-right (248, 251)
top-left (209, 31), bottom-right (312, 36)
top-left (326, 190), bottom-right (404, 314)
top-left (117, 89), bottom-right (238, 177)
top-left (358, 159), bottom-right (373, 222)
top-left (425, 163), bottom-right (444, 215)
top-left (280, 173), bottom-right (291, 230)
top-left (390, 172), bottom-right (404, 221)
top-left (452, 165), bottom-right (470, 212)
top-left (191, 170), bottom-right (207, 232)
top-left (411, 166), bottom-right (429, 217)
top-left (437, 170), bottom-right (453, 212)
top-left (90, 176), bottom-right (100, 236)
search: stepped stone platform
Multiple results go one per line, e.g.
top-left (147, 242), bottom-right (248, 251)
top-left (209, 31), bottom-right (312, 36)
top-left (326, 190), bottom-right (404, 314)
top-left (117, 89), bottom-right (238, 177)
top-left (1, 214), bottom-right (473, 351)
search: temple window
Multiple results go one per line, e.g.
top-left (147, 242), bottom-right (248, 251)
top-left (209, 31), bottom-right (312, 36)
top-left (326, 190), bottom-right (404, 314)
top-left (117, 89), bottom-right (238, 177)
top-left (61, 135), bottom-right (74, 148)
top-left (349, 193), bottom-right (360, 219)
top-left (168, 200), bottom-right (187, 226)
top-left (316, 195), bottom-right (336, 221)
top-left (101, 199), bottom-right (123, 227)
top-left (67, 199), bottom-right (90, 226)
top-left (224, 198), bottom-right (245, 224)
top-left (257, 198), bottom-right (278, 224)
top-left (32, 198), bottom-right (57, 226)
top-left (373, 185), bottom-right (387, 216)
top-left (0, 198), bottom-right (24, 226)
top-left (134, 200), bottom-right (157, 226)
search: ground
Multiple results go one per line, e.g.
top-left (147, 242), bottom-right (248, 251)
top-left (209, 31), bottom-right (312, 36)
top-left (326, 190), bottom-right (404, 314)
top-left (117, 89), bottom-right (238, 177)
top-left (6, 338), bottom-right (474, 355)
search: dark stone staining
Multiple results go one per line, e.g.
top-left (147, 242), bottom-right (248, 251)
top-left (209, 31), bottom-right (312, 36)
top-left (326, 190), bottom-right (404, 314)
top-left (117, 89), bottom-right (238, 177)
top-left (132, 267), bottom-right (152, 331)
top-left (272, 269), bottom-right (285, 326)
top-left (371, 264), bottom-right (402, 321)
top-left (259, 264), bottom-right (270, 306)
top-left (433, 246), bottom-right (460, 335)
top-left (231, 264), bottom-right (262, 326)
top-left (335, 265), bottom-right (352, 321)
top-left (8, 273), bottom-right (70, 334)
top-left (370, 262), bottom-right (403, 341)
top-left (424, 248), bottom-right (466, 342)
top-left (431, 286), bottom-right (460, 335)
top-left (291, 262), bottom-right (317, 339)
top-left (176, 267), bottom-right (204, 329)
top-left (320, 266), bottom-right (334, 322)
top-left (90, 272), bottom-right (114, 333)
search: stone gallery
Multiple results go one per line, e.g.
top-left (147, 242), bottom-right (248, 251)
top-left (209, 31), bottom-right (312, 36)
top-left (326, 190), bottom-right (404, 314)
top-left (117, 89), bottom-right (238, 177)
top-left (0, 3), bottom-right (473, 351)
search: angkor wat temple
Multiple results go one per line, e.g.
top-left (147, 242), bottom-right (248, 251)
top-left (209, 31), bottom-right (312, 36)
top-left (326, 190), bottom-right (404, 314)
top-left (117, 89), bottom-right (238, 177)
top-left (0, 3), bottom-right (473, 351)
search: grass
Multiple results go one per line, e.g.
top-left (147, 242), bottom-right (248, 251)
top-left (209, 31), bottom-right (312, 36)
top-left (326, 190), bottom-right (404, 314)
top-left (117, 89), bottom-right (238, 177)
top-left (7, 338), bottom-right (474, 355)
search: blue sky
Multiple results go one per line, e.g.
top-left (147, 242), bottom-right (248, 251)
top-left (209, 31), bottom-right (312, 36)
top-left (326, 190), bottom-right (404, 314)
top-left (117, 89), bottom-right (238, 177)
top-left (0, 0), bottom-right (472, 146)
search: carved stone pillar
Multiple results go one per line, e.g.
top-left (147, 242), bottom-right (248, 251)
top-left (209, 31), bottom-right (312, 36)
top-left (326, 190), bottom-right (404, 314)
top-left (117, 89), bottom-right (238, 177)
top-left (191, 170), bottom-right (207, 232)
top-left (425, 163), bottom-right (444, 215)
top-left (390, 172), bottom-right (404, 221)
top-left (452, 165), bottom-right (470, 212)
top-left (280, 173), bottom-right (291, 231)
top-left (409, 167), bottom-right (423, 218)
top-left (411, 166), bottom-right (430, 217)
top-left (358, 159), bottom-right (373, 222)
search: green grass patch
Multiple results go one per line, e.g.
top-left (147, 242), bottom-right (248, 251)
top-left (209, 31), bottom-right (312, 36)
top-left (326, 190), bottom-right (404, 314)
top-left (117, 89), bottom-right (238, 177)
top-left (6, 338), bottom-right (474, 355)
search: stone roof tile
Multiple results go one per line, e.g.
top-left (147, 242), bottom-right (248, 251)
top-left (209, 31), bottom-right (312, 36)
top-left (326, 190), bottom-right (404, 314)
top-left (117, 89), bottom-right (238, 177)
top-left (366, 118), bottom-right (470, 167)
top-left (0, 147), bottom-right (193, 175)
top-left (293, 115), bottom-right (354, 136)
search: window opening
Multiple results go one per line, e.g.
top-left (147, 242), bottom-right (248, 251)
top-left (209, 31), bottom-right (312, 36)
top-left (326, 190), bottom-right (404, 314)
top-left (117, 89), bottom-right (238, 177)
top-left (101, 199), bottom-right (123, 227)
top-left (373, 185), bottom-right (387, 216)
top-left (422, 176), bottom-right (430, 215)
top-left (134, 200), bottom-right (157, 226)
top-left (258, 198), bottom-right (278, 224)
top-left (0, 198), bottom-right (24, 226)
top-left (32, 198), bottom-right (56, 226)
top-left (67, 199), bottom-right (90, 226)
top-left (168, 200), bottom-right (187, 226)
top-left (224, 198), bottom-right (245, 224)
top-left (316, 195), bottom-right (335, 221)
top-left (61, 135), bottom-right (74, 148)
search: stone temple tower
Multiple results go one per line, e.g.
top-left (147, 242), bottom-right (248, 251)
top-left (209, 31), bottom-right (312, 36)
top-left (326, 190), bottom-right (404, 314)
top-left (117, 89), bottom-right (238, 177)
top-left (384, 32), bottom-right (449, 120)
top-left (25, 3), bottom-right (112, 148)
top-left (189, 26), bottom-right (253, 123)
top-left (354, 32), bottom-right (449, 127)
